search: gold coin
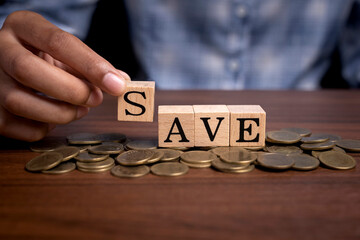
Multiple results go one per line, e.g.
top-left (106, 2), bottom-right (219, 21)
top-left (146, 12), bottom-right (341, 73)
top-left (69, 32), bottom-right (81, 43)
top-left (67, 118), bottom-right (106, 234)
top-left (244, 146), bottom-right (264, 151)
top-left (180, 150), bottom-right (218, 164)
top-left (291, 154), bottom-right (320, 171)
top-left (67, 132), bottom-right (102, 145)
top-left (156, 149), bottom-right (183, 162)
top-left (266, 145), bottom-right (303, 155)
top-left (319, 151), bottom-right (356, 170)
top-left (266, 131), bottom-right (302, 144)
top-left (88, 144), bottom-right (124, 155)
top-left (125, 140), bottom-right (157, 150)
top-left (26, 152), bottom-right (63, 172)
top-left (96, 133), bottom-right (127, 143)
top-left (221, 164), bottom-right (255, 174)
top-left (180, 160), bottom-right (211, 168)
top-left (300, 141), bottom-right (335, 151)
top-left (42, 162), bottom-right (76, 174)
top-left (311, 147), bottom-right (345, 159)
top-left (281, 127), bottom-right (312, 137)
top-left (167, 146), bottom-right (192, 151)
top-left (336, 139), bottom-right (360, 152)
top-left (76, 157), bottom-right (115, 169)
top-left (302, 133), bottom-right (341, 143)
top-left (220, 150), bottom-right (257, 165)
top-left (52, 146), bottom-right (80, 161)
top-left (211, 158), bottom-right (250, 172)
top-left (74, 151), bottom-right (109, 162)
top-left (30, 137), bottom-right (66, 152)
top-left (111, 165), bottom-right (150, 178)
top-left (211, 146), bottom-right (247, 156)
top-left (151, 162), bottom-right (189, 177)
top-left (257, 153), bottom-right (295, 170)
top-left (301, 136), bottom-right (329, 144)
top-left (77, 164), bottom-right (114, 173)
top-left (146, 150), bottom-right (165, 164)
top-left (116, 150), bottom-right (154, 166)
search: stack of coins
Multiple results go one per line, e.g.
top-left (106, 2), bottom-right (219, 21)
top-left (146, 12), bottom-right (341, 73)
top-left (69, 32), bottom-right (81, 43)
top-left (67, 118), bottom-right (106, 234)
top-left (25, 128), bottom-right (359, 177)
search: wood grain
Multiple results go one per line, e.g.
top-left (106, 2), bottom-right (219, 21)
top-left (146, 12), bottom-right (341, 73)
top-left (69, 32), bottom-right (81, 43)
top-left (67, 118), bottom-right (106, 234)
top-left (1, 90), bottom-right (360, 240)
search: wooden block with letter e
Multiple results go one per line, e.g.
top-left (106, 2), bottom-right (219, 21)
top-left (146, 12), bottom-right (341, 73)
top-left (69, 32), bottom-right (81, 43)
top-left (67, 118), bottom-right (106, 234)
top-left (118, 81), bottom-right (155, 122)
top-left (158, 105), bottom-right (195, 147)
top-left (227, 105), bottom-right (266, 147)
top-left (193, 105), bottom-right (230, 146)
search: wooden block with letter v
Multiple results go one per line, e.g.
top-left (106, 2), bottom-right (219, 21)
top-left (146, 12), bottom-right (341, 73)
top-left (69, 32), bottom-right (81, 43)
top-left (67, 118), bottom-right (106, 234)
top-left (193, 105), bottom-right (230, 146)
top-left (227, 105), bottom-right (266, 147)
top-left (158, 105), bottom-right (195, 147)
top-left (117, 81), bottom-right (155, 122)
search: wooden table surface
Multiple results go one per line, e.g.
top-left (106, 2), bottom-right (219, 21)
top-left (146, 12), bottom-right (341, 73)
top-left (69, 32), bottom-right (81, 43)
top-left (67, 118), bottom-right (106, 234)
top-left (0, 90), bottom-right (359, 240)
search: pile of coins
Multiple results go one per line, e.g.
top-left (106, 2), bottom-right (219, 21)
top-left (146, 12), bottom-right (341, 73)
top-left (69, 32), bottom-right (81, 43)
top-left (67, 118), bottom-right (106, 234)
top-left (25, 128), bottom-right (359, 178)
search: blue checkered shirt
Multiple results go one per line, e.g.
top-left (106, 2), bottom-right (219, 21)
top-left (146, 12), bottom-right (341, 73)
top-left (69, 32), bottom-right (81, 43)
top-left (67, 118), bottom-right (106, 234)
top-left (1, 0), bottom-right (360, 89)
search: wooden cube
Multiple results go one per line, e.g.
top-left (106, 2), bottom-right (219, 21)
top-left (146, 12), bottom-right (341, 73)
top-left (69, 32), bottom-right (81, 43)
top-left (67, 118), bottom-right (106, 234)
top-left (158, 105), bottom-right (195, 147)
top-left (227, 105), bottom-right (266, 147)
top-left (193, 105), bottom-right (230, 147)
top-left (118, 81), bottom-right (155, 122)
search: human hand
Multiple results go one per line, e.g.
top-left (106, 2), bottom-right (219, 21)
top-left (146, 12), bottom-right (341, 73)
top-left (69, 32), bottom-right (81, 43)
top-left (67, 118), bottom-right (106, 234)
top-left (0, 11), bottom-right (130, 141)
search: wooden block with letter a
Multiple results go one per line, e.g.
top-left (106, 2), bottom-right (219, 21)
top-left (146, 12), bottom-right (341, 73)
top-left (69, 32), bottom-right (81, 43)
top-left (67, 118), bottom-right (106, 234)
top-left (117, 81), bottom-right (155, 122)
top-left (227, 105), bottom-right (266, 147)
top-left (193, 105), bottom-right (230, 146)
top-left (158, 105), bottom-right (195, 147)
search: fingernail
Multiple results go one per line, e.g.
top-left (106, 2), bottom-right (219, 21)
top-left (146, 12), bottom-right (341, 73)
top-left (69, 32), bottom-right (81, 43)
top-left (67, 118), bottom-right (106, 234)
top-left (76, 106), bottom-right (89, 119)
top-left (102, 72), bottom-right (126, 96)
top-left (117, 70), bottom-right (131, 82)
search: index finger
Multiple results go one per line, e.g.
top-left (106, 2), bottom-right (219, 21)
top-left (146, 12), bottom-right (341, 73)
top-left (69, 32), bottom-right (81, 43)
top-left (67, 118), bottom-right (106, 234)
top-left (2, 11), bottom-right (130, 96)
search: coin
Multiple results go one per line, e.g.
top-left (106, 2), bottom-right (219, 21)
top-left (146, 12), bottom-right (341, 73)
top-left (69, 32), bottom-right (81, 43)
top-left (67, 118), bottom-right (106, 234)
top-left (291, 154), bottom-right (320, 171)
top-left (302, 133), bottom-right (341, 143)
top-left (211, 158), bottom-right (250, 172)
top-left (211, 146), bottom-right (247, 156)
top-left (76, 157), bottom-right (115, 170)
top-left (257, 153), bottom-right (295, 170)
top-left (30, 137), bottom-right (66, 152)
top-left (301, 136), bottom-right (329, 144)
top-left (336, 139), bottom-right (360, 152)
top-left (244, 146), bottom-right (264, 151)
top-left (168, 146), bottom-right (192, 151)
top-left (88, 144), bottom-right (124, 155)
top-left (77, 164), bottom-right (115, 173)
top-left (300, 141), bottom-right (335, 151)
top-left (151, 162), bottom-right (189, 177)
top-left (266, 145), bottom-right (303, 155)
top-left (75, 151), bottom-right (109, 162)
top-left (181, 150), bottom-right (218, 164)
top-left (25, 152), bottom-right (63, 172)
top-left (311, 147), bottom-right (346, 159)
top-left (111, 165), bottom-right (150, 178)
top-left (116, 150), bottom-right (154, 166)
top-left (220, 150), bottom-right (257, 165)
top-left (180, 160), bottom-right (211, 168)
top-left (73, 145), bottom-right (92, 153)
top-left (318, 151), bottom-right (356, 170)
top-left (156, 149), bottom-right (183, 162)
top-left (42, 162), bottom-right (76, 174)
top-left (221, 164), bottom-right (255, 174)
top-left (266, 131), bottom-right (302, 144)
top-left (146, 150), bottom-right (165, 164)
top-left (67, 132), bottom-right (102, 145)
top-left (126, 140), bottom-right (157, 150)
top-left (281, 127), bottom-right (312, 137)
top-left (96, 133), bottom-right (127, 143)
top-left (52, 146), bottom-right (80, 161)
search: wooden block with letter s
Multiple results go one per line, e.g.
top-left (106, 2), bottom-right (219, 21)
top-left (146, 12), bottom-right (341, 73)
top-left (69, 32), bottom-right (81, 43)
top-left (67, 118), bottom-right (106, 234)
top-left (227, 105), bottom-right (266, 147)
top-left (158, 105), bottom-right (195, 147)
top-left (193, 105), bottom-right (230, 146)
top-left (117, 81), bottom-right (155, 122)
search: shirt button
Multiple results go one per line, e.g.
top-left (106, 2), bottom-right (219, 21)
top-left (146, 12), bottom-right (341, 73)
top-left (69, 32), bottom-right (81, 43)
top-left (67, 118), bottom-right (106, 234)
top-left (235, 5), bottom-right (247, 18)
top-left (230, 60), bottom-right (239, 71)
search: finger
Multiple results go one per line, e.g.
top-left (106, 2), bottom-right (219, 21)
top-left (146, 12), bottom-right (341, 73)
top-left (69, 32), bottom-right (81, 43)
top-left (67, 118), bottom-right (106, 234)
top-left (0, 34), bottom-right (103, 107)
top-left (0, 106), bottom-right (51, 142)
top-left (0, 70), bottom-right (90, 124)
top-left (3, 11), bottom-right (130, 96)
